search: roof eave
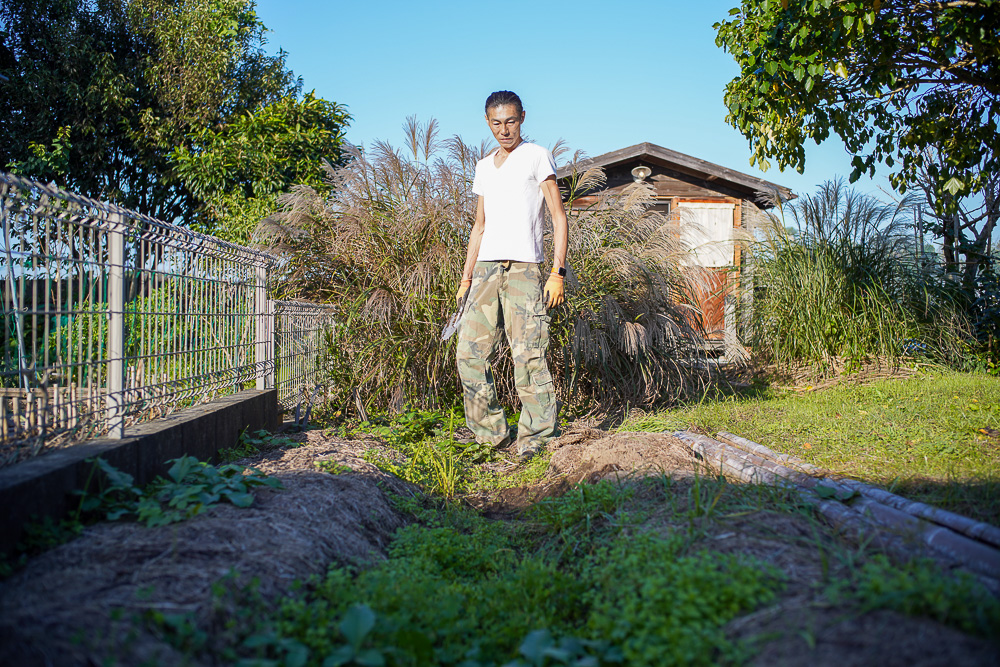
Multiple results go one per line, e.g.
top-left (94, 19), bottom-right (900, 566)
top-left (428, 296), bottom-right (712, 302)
top-left (556, 142), bottom-right (795, 203)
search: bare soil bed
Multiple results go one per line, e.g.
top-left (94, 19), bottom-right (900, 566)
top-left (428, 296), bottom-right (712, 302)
top-left (0, 426), bottom-right (996, 666)
top-left (0, 432), bottom-right (413, 666)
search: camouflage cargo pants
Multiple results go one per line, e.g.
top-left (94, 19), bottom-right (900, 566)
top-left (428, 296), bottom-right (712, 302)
top-left (456, 261), bottom-right (558, 453)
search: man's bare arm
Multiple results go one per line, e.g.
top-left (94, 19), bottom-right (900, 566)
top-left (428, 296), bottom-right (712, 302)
top-left (462, 196), bottom-right (486, 281)
top-left (456, 196), bottom-right (486, 302)
top-left (540, 176), bottom-right (568, 308)
top-left (540, 176), bottom-right (568, 270)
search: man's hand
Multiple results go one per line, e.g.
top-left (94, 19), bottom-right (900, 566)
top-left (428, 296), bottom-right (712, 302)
top-left (544, 273), bottom-right (565, 308)
top-left (456, 279), bottom-right (472, 304)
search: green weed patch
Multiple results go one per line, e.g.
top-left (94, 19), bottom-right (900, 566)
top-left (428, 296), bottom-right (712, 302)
top-left (338, 406), bottom-right (551, 496)
top-left (78, 456), bottom-right (282, 527)
top-left (827, 555), bottom-right (1000, 637)
top-left (181, 481), bottom-right (784, 666)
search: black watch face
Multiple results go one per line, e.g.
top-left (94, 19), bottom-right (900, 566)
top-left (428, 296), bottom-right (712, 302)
top-left (558, 267), bottom-right (567, 277)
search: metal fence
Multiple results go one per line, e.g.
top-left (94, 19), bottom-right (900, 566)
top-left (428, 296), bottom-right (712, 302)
top-left (0, 172), bottom-right (335, 468)
top-left (274, 300), bottom-right (336, 420)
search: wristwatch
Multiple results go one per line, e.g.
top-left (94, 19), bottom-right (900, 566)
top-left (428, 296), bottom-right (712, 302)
top-left (553, 266), bottom-right (567, 277)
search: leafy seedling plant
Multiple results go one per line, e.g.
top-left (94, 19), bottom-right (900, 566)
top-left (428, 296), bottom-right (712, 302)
top-left (4, 456), bottom-right (282, 578)
top-left (78, 455), bottom-right (282, 527)
top-left (220, 428), bottom-right (302, 462)
top-left (316, 459), bottom-right (353, 475)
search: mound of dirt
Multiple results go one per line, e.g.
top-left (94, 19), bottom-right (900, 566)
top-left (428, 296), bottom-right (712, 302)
top-left (549, 429), bottom-right (700, 484)
top-left (241, 430), bottom-right (409, 483)
top-left (0, 439), bottom-right (412, 667)
top-left (467, 428), bottom-right (702, 516)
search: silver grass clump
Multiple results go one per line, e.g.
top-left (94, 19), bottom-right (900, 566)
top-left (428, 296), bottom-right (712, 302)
top-left (260, 119), bottom-right (714, 414)
top-left (553, 176), bottom-right (713, 406)
top-left (741, 178), bottom-right (969, 372)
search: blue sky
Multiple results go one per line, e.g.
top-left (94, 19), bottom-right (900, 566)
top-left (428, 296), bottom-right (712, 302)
top-left (254, 0), bottom-right (894, 200)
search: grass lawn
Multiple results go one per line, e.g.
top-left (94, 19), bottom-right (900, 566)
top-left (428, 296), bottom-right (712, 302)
top-left (620, 370), bottom-right (1000, 525)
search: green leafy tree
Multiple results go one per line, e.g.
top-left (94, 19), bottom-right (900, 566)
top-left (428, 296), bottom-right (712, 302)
top-left (128, 0), bottom-right (292, 138)
top-left (1, 0), bottom-right (176, 214)
top-left (171, 92), bottom-right (350, 242)
top-left (0, 0), bottom-right (346, 233)
top-left (715, 0), bottom-right (999, 207)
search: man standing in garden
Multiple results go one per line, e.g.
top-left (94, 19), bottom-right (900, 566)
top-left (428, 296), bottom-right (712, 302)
top-left (455, 90), bottom-right (569, 462)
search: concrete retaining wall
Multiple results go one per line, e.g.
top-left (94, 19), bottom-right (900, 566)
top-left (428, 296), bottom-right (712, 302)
top-left (0, 389), bottom-right (279, 555)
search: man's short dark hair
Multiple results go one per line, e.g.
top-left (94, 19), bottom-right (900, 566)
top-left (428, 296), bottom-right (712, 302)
top-left (485, 91), bottom-right (523, 116)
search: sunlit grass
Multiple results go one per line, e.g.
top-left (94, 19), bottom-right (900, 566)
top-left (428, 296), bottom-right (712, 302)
top-left (620, 370), bottom-right (1000, 524)
top-left (461, 450), bottom-right (552, 493)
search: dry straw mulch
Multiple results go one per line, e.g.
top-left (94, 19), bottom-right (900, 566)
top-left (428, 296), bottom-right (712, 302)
top-left (548, 428), bottom-right (702, 485)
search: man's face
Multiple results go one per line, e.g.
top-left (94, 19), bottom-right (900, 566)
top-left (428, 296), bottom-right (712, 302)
top-left (485, 104), bottom-right (524, 150)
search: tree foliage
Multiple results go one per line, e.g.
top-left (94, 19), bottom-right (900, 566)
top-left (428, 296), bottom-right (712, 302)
top-left (913, 148), bottom-right (999, 284)
top-left (0, 0), bottom-right (348, 235)
top-left (1, 0), bottom-right (170, 213)
top-left (172, 92), bottom-right (348, 242)
top-left (715, 0), bottom-right (1000, 206)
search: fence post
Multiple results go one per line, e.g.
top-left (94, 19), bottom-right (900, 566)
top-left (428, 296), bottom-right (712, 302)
top-left (106, 211), bottom-right (125, 438)
top-left (255, 264), bottom-right (274, 390)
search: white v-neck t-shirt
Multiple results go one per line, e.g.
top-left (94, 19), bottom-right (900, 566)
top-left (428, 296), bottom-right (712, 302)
top-left (472, 142), bottom-right (557, 263)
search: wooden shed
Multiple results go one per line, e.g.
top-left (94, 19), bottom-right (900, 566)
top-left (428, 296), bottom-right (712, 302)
top-left (556, 142), bottom-right (794, 355)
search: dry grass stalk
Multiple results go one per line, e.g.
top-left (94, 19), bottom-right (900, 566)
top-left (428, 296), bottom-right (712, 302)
top-left (259, 120), bottom-right (714, 413)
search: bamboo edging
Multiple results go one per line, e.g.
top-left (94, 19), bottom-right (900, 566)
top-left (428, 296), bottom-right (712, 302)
top-left (673, 430), bottom-right (1000, 592)
top-left (672, 431), bottom-right (923, 566)
top-left (716, 430), bottom-right (1000, 551)
top-left (716, 431), bottom-right (1000, 551)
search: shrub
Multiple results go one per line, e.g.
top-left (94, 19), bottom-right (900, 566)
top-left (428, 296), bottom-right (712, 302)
top-left (260, 119), bottom-right (711, 413)
top-left (746, 179), bottom-right (969, 371)
top-left (967, 265), bottom-right (1000, 372)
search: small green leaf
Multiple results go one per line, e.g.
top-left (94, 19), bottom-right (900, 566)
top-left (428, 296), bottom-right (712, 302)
top-left (80, 496), bottom-right (103, 512)
top-left (95, 457), bottom-right (134, 489)
top-left (519, 629), bottom-right (554, 660)
top-left (543, 647), bottom-right (572, 661)
top-left (284, 640), bottom-right (310, 667)
top-left (224, 491), bottom-right (254, 508)
top-left (167, 456), bottom-right (199, 482)
top-left (322, 646), bottom-right (354, 667)
top-left (943, 177), bottom-right (964, 195)
top-left (339, 604), bottom-right (376, 648)
top-left (355, 649), bottom-right (385, 667)
top-left (815, 485), bottom-right (839, 500)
